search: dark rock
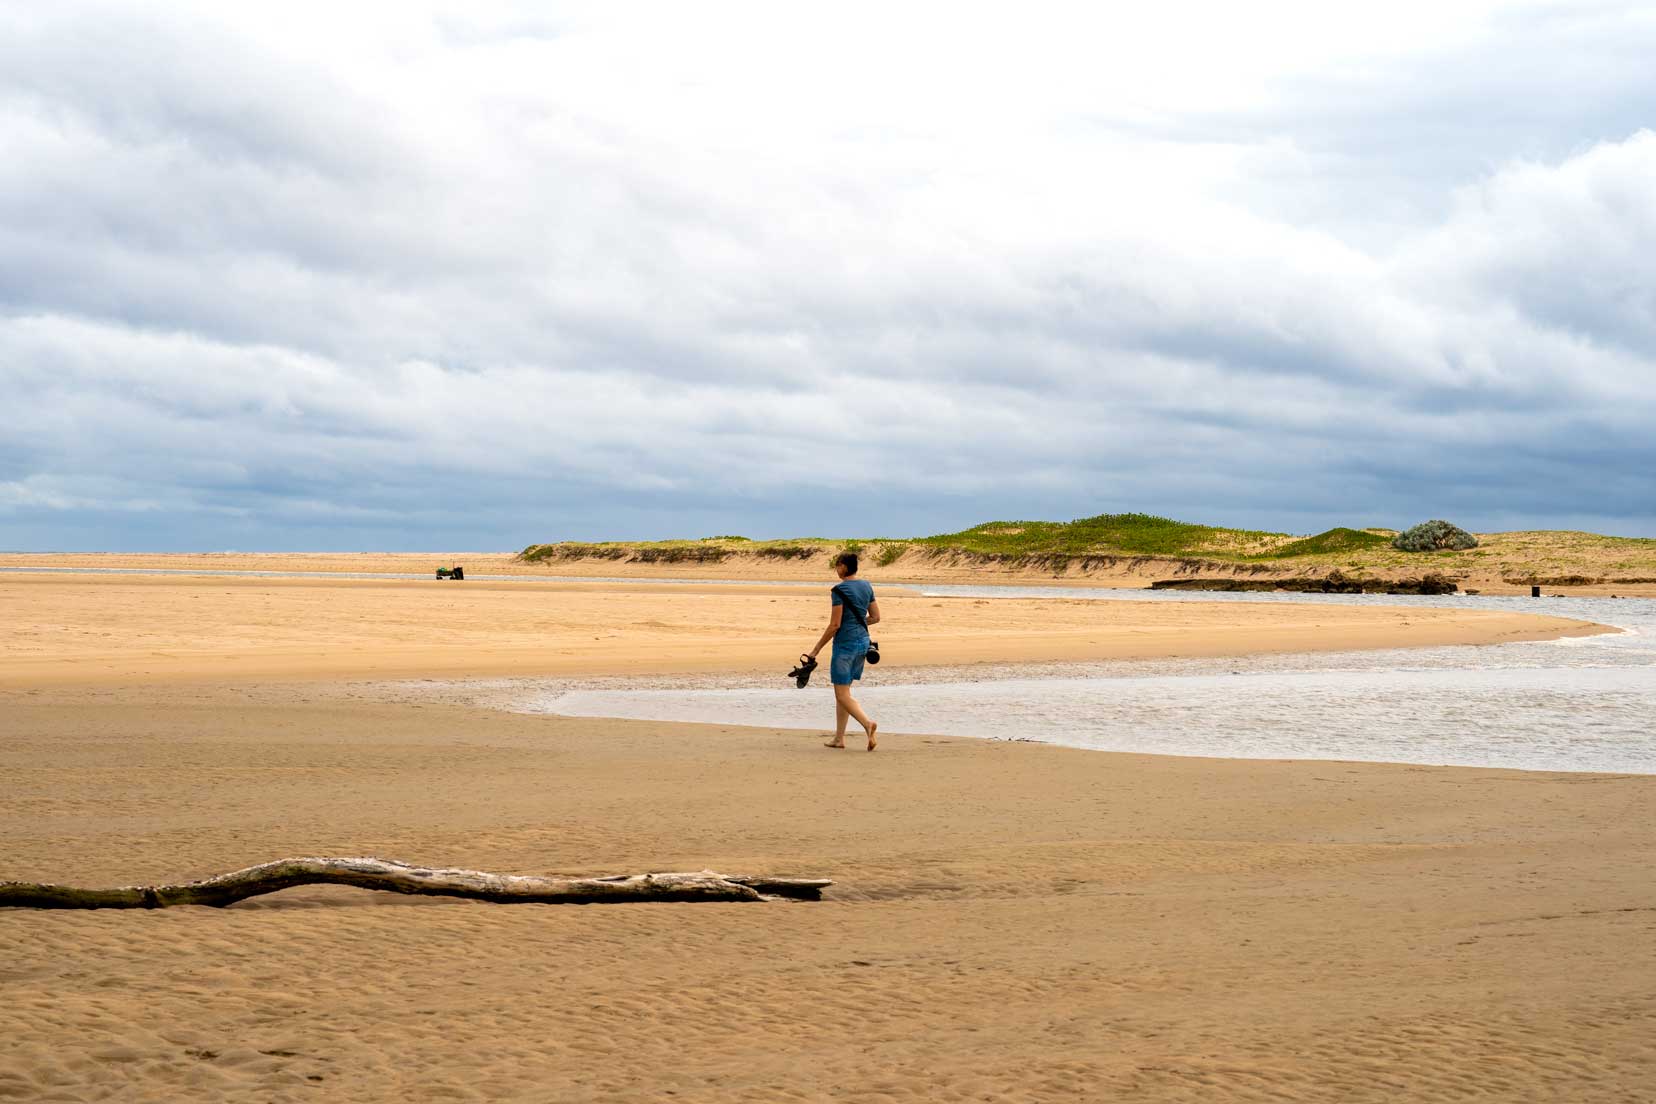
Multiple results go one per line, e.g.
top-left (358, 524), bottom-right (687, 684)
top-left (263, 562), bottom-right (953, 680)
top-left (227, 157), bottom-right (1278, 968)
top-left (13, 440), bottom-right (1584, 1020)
top-left (1150, 570), bottom-right (1456, 595)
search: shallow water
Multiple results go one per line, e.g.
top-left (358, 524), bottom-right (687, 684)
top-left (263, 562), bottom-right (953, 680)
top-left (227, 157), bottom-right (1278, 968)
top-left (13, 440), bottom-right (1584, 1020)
top-left (487, 589), bottom-right (1656, 774)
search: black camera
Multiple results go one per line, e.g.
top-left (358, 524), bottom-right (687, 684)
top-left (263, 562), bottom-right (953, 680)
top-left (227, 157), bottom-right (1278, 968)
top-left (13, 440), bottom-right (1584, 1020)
top-left (865, 641), bottom-right (881, 665)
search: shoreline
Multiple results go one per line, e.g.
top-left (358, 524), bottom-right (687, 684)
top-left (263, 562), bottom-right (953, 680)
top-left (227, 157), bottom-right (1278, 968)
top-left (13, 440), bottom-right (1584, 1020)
top-left (419, 705), bottom-right (1656, 778)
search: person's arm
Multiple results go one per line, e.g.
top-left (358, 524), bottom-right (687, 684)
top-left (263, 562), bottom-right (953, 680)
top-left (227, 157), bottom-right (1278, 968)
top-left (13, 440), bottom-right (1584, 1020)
top-left (867, 599), bottom-right (882, 626)
top-left (809, 603), bottom-right (844, 658)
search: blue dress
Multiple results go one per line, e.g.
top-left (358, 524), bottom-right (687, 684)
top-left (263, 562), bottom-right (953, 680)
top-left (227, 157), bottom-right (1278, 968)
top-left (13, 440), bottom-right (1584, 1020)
top-left (829, 579), bottom-right (874, 685)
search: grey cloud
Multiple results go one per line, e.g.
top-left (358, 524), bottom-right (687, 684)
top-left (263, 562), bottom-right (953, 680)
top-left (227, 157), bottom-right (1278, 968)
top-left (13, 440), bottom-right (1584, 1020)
top-left (2, 3), bottom-right (1654, 550)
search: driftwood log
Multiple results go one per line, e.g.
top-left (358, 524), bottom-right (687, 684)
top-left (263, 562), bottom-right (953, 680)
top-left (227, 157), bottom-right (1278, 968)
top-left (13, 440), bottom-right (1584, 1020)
top-left (0, 856), bottom-right (831, 910)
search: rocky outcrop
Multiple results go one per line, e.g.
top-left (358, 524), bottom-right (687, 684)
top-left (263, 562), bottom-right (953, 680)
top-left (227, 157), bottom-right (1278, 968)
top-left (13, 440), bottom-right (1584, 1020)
top-left (1151, 571), bottom-right (1458, 595)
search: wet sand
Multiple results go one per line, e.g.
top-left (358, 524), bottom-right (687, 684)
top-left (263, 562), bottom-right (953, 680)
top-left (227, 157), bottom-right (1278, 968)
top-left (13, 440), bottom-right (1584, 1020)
top-left (2, 686), bottom-right (1654, 1102)
top-left (0, 572), bottom-right (1650, 1101)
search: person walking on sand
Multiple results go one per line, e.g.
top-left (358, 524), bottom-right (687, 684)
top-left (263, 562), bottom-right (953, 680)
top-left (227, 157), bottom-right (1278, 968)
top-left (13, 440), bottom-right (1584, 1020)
top-left (807, 552), bottom-right (880, 751)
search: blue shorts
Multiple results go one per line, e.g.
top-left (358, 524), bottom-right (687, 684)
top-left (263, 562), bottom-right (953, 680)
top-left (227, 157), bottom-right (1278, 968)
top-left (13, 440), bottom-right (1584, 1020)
top-left (830, 644), bottom-right (868, 686)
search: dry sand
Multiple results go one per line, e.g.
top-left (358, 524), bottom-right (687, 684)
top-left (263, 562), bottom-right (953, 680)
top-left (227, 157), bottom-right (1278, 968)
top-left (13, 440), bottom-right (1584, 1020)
top-left (1, 570), bottom-right (1651, 1102)
top-left (0, 571), bottom-right (1606, 686)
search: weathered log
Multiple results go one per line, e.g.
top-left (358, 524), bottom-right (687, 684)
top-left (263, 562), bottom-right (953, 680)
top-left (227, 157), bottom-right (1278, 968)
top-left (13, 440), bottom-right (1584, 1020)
top-left (0, 856), bottom-right (832, 910)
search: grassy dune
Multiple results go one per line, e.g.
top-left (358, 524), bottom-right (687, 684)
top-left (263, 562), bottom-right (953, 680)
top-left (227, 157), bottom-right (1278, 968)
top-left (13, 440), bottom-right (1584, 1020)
top-left (521, 513), bottom-right (1656, 589)
top-left (912, 515), bottom-right (1394, 560)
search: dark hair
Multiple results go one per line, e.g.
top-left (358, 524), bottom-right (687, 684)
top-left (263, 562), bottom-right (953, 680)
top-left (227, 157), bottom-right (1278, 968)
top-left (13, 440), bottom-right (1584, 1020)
top-left (834, 551), bottom-right (859, 575)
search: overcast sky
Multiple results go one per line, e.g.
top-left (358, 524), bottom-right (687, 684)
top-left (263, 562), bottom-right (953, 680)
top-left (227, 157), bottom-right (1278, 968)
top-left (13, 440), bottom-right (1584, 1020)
top-left (3, 1), bottom-right (1654, 550)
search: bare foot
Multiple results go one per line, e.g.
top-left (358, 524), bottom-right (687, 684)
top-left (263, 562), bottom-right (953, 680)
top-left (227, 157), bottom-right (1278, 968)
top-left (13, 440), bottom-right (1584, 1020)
top-left (866, 722), bottom-right (878, 752)
top-left (823, 738), bottom-right (846, 749)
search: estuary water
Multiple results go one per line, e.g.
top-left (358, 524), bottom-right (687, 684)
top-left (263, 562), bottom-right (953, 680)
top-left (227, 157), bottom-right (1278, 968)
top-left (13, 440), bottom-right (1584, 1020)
top-left (514, 589), bottom-right (1656, 774)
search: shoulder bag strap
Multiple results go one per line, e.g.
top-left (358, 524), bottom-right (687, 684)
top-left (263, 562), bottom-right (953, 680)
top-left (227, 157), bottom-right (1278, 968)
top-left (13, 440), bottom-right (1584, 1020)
top-left (833, 584), bottom-right (868, 629)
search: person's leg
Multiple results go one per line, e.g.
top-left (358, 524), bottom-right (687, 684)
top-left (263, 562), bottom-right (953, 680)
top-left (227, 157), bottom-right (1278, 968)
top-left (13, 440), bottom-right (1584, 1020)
top-left (826, 697), bottom-right (849, 747)
top-left (825, 650), bottom-right (851, 747)
top-left (835, 684), bottom-right (877, 750)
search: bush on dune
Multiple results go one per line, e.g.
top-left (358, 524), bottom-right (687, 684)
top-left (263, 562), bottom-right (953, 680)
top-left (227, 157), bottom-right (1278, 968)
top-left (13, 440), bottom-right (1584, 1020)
top-left (1392, 520), bottom-right (1479, 552)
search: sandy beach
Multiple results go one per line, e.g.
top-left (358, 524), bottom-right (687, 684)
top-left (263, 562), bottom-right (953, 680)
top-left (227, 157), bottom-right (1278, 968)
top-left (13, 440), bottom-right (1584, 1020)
top-left (0, 570), bottom-right (1606, 686)
top-left (1, 567), bottom-right (1652, 1101)
top-left (12, 3), bottom-right (1656, 1099)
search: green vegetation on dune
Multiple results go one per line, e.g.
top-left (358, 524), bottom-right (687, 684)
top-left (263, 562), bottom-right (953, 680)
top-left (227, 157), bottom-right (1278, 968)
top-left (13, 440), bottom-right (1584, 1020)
top-left (522, 515), bottom-right (1390, 567)
top-left (520, 538), bottom-right (836, 565)
top-left (518, 514), bottom-right (1656, 583)
top-left (916, 515), bottom-right (1396, 563)
top-left (1259, 527), bottom-right (1393, 559)
top-left (520, 540), bottom-right (724, 564)
top-left (916, 513), bottom-right (1284, 558)
top-left (1512, 530), bottom-right (1656, 548)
